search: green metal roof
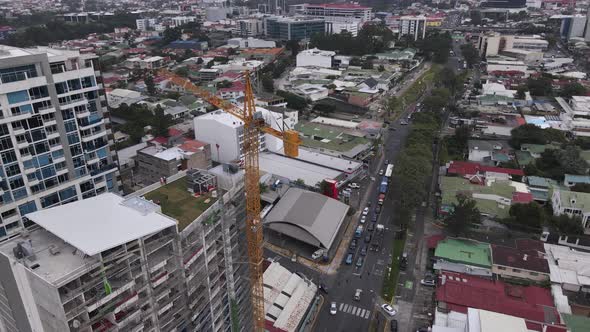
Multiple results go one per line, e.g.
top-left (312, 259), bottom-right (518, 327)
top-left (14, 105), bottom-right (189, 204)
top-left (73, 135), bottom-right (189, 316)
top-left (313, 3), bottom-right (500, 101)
top-left (563, 314), bottom-right (590, 332)
top-left (515, 151), bottom-right (534, 166)
top-left (434, 238), bottom-right (492, 268)
top-left (555, 189), bottom-right (590, 210)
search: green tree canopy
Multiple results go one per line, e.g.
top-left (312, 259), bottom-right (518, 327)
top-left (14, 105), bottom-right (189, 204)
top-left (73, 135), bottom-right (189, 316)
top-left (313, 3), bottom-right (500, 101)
top-left (505, 202), bottom-right (545, 229)
top-left (276, 90), bottom-right (308, 110)
top-left (145, 75), bottom-right (156, 96)
top-left (460, 43), bottom-right (479, 68)
top-left (560, 82), bottom-right (587, 99)
top-left (152, 105), bottom-right (174, 138)
top-left (444, 194), bottom-right (481, 236)
top-left (527, 76), bottom-right (553, 96)
top-left (509, 124), bottom-right (566, 148)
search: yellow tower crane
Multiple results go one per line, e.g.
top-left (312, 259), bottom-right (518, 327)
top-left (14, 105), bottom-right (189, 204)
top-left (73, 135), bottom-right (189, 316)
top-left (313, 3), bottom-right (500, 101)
top-left (158, 69), bottom-right (300, 331)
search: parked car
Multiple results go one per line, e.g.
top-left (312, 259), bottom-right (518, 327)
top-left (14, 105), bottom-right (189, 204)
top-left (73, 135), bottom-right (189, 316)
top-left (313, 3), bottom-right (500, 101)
top-left (330, 302), bottom-right (337, 315)
top-left (350, 239), bottom-right (357, 251)
top-left (345, 253), bottom-right (353, 265)
top-left (362, 207), bottom-right (369, 216)
top-left (360, 246), bottom-right (367, 256)
top-left (421, 275), bottom-right (436, 287)
top-left (381, 304), bottom-right (397, 316)
top-left (390, 320), bottom-right (398, 332)
top-left (371, 214), bottom-right (378, 223)
top-left (364, 234), bottom-right (372, 243)
top-left (375, 205), bottom-right (381, 214)
top-left (367, 223), bottom-right (375, 232)
top-left (399, 252), bottom-right (408, 271)
top-left (348, 183), bottom-right (360, 189)
top-left (360, 215), bottom-right (366, 224)
top-left (400, 120), bottom-right (408, 125)
top-left (379, 169), bottom-right (384, 176)
top-left (385, 159), bottom-right (389, 165)
top-left (356, 257), bottom-right (364, 267)
top-left (319, 283), bottom-right (329, 293)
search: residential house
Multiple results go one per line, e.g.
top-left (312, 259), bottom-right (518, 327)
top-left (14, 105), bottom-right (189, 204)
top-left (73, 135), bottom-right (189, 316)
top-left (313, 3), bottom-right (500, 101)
top-left (545, 243), bottom-right (590, 293)
top-left (125, 56), bottom-right (165, 70)
top-left (433, 238), bottom-right (493, 277)
top-left (526, 176), bottom-right (558, 203)
top-left (551, 189), bottom-right (590, 232)
top-left (165, 105), bottom-right (190, 119)
top-left (468, 140), bottom-right (512, 166)
top-left (491, 243), bottom-right (550, 282)
top-left (564, 174), bottom-right (590, 188)
top-left (446, 161), bottom-right (524, 185)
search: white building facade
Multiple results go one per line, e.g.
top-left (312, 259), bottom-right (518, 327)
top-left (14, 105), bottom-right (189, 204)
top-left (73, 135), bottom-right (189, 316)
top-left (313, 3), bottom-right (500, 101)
top-left (399, 16), bottom-right (427, 40)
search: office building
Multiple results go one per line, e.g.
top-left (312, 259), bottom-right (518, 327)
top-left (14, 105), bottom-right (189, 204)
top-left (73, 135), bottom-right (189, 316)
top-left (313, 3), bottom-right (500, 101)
top-left (264, 16), bottom-right (326, 41)
top-left (399, 16), bottom-right (427, 40)
top-left (135, 18), bottom-right (158, 31)
top-left (0, 166), bottom-right (253, 331)
top-left (0, 46), bottom-right (119, 242)
top-left (477, 33), bottom-right (549, 57)
top-left (303, 3), bottom-right (372, 23)
top-left (296, 48), bottom-right (335, 68)
top-left (235, 18), bottom-right (265, 37)
top-left (559, 15), bottom-right (586, 40)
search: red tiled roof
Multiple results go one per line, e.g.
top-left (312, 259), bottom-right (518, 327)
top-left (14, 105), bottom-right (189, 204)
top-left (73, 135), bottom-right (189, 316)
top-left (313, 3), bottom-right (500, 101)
top-left (516, 239), bottom-right (546, 253)
top-left (150, 137), bottom-right (168, 145)
top-left (168, 128), bottom-right (183, 137)
top-left (491, 245), bottom-right (549, 273)
top-left (179, 139), bottom-right (207, 152)
top-left (447, 161), bottom-right (524, 176)
top-left (436, 272), bottom-right (561, 326)
top-left (218, 81), bottom-right (245, 93)
top-left (427, 235), bottom-right (446, 249)
top-left (512, 192), bottom-right (534, 204)
top-left (516, 117), bottom-right (527, 125)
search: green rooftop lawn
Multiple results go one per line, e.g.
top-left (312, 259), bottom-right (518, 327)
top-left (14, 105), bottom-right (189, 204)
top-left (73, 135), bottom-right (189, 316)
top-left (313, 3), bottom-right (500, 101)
top-left (295, 122), bottom-right (369, 152)
top-left (144, 177), bottom-right (217, 230)
top-left (440, 177), bottom-right (515, 218)
top-left (434, 238), bottom-right (492, 267)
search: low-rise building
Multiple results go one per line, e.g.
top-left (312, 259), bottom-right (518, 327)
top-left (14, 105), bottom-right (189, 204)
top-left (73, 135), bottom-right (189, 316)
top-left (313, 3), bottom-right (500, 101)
top-left (106, 88), bottom-right (145, 108)
top-left (545, 243), bottom-right (590, 293)
top-left (296, 48), bottom-right (335, 68)
top-left (434, 238), bottom-right (493, 277)
top-left (125, 56), bottom-right (165, 70)
top-left (227, 37), bottom-right (276, 48)
top-left (136, 139), bottom-right (212, 186)
top-left (551, 189), bottom-right (590, 232)
top-left (468, 140), bottom-right (513, 165)
top-left (491, 244), bottom-right (550, 282)
top-left (563, 174), bottom-right (590, 188)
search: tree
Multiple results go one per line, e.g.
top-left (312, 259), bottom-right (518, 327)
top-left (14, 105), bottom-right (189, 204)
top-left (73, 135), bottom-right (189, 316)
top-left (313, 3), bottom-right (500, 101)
top-left (286, 40), bottom-right (300, 57)
top-left (261, 73), bottom-right (274, 92)
top-left (422, 95), bottom-right (447, 114)
top-left (378, 64), bottom-right (385, 72)
top-left (527, 76), bottom-right (553, 96)
top-left (216, 80), bottom-right (232, 88)
top-left (162, 27), bottom-right (181, 45)
top-left (505, 202), bottom-right (545, 229)
top-left (319, 180), bottom-right (331, 195)
top-left (444, 194), bottom-right (481, 236)
top-left (460, 44), bottom-right (479, 68)
top-left (515, 85), bottom-right (527, 99)
top-left (509, 124), bottom-right (566, 148)
top-left (571, 183), bottom-right (590, 193)
top-left (549, 214), bottom-right (584, 235)
top-left (175, 67), bottom-right (189, 77)
top-left (152, 105), bottom-right (173, 137)
top-left (276, 90), bottom-right (308, 110)
top-left (558, 145), bottom-right (588, 175)
top-left (560, 82), bottom-right (587, 99)
top-left (361, 60), bottom-right (374, 70)
top-left (313, 103), bottom-right (335, 116)
top-left (145, 75), bottom-right (156, 95)
top-left (349, 57), bottom-right (363, 66)
top-left (382, 95), bottom-right (399, 116)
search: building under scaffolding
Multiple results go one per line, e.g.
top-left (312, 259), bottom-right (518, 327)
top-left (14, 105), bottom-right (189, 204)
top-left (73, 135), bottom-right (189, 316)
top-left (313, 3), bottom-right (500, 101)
top-left (0, 167), bottom-right (252, 332)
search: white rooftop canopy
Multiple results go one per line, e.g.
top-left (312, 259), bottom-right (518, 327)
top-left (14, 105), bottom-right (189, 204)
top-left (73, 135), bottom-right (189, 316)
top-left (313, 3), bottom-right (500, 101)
top-left (27, 193), bottom-right (176, 256)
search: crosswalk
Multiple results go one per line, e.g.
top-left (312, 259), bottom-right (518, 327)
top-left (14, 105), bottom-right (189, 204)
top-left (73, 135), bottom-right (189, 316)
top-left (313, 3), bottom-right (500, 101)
top-left (337, 303), bottom-right (371, 319)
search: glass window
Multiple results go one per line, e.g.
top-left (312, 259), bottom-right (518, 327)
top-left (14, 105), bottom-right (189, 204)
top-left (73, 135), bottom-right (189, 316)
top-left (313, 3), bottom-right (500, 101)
top-left (51, 150), bottom-right (64, 159)
top-left (1, 151), bottom-right (17, 164)
top-left (41, 166), bottom-right (56, 179)
top-left (23, 159), bottom-right (38, 170)
top-left (40, 193), bottom-right (59, 208)
top-left (12, 188), bottom-right (27, 200)
top-left (64, 120), bottom-right (77, 133)
top-left (59, 186), bottom-right (77, 201)
top-left (68, 79), bottom-right (82, 91)
top-left (67, 133), bottom-right (80, 145)
top-left (28, 86), bottom-right (49, 100)
top-left (55, 82), bottom-right (68, 94)
top-left (30, 129), bottom-right (46, 142)
top-left (72, 156), bottom-right (85, 168)
top-left (61, 109), bottom-right (74, 120)
top-left (7, 90), bottom-right (30, 104)
top-left (18, 201), bottom-right (37, 216)
top-left (70, 144), bottom-right (82, 157)
top-left (96, 147), bottom-right (108, 159)
top-left (30, 183), bottom-right (45, 194)
top-left (81, 76), bottom-right (96, 88)
top-left (0, 137), bottom-right (13, 151)
top-left (37, 154), bottom-right (52, 167)
top-left (0, 124), bottom-right (9, 137)
top-left (33, 142), bottom-right (49, 154)
top-left (9, 176), bottom-right (24, 189)
top-left (5, 164), bottom-right (21, 177)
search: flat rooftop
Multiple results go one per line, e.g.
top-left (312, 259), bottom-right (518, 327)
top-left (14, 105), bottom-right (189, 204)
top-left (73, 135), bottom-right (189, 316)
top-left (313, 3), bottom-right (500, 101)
top-left (435, 238), bottom-right (492, 268)
top-left (259, 152), bottom-right (341, 186)
top-left (0, 227), bottom-right (100, 287)
top-left (143, 176), bottom-right (217, 230)
top-left (295, 121), bottom-right (370, 153)
top-left (25, 193), bottom-right (176, 257)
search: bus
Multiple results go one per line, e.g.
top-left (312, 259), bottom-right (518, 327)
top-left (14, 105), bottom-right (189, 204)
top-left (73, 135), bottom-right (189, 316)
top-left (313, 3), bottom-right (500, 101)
top-left (385, 164), bottom-right (394, 178)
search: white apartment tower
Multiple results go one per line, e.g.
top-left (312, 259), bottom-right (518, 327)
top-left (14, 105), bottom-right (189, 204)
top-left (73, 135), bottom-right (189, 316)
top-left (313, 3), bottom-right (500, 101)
top-left (0, 46), bottom-right (119, 243)
top-left (399, 16), bottom-right (427, 41)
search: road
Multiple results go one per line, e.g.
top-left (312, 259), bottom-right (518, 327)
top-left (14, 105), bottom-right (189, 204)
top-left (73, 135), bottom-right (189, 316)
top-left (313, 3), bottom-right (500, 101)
top-left (310, 67), bottom-right (431, 332)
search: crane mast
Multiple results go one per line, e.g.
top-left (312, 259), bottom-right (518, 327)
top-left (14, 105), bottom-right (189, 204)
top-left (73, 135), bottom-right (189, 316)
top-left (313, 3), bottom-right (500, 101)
top-left (158, 69), bottom-right (298, 331)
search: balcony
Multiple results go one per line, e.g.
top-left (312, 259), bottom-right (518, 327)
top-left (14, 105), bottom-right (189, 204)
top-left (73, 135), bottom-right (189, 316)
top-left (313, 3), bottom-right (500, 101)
top-left (12, 127), bottom-right (26, 135)
top-left (81, 131), bottom-right (107, 143)
top-left (79, 119), bottom-right (104, 131)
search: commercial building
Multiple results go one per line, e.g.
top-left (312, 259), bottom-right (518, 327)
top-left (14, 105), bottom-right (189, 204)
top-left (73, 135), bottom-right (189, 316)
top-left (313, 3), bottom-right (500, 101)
top-left (263, 260), bottom-right (318, 332)
top-left (235, 18), bottom-right (265, 37)
top-left (477, 33), bottom-right (549, 57)
top-left (193, 107), bottom-right (297, 163)
top-left (136, 139), bottom-right (212, 186)
top-left (0, 46), bottom-right (119, 242)
top-left (545, 243), bottom-right (590, 293)
top-left (303, 3), bottom-right (372, 23)
top-left (135, 18), bottom-right (158, 31)
top-left (326, 21), bottom-right (362, 36)
top-left (105, 88), bottom-right (145, 108)
top-left (399, 16), bottom-right (427, 41)
top-left (264, 187), bottom-right (349, 255)
top-left (227, 37), bottom-right (276, 49)
top-left (264, 16), bottom-right (326, 41)
top-left (0, 167), bottom-right (253, 332)
top-left (486, 59), bottom-right (528, 76)
top-left (296, 48), bottom-right (335, 68)
top-left (491, 244), bottom-right (550, 282)
top-left (480, 0), bottom-right (527, 8)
